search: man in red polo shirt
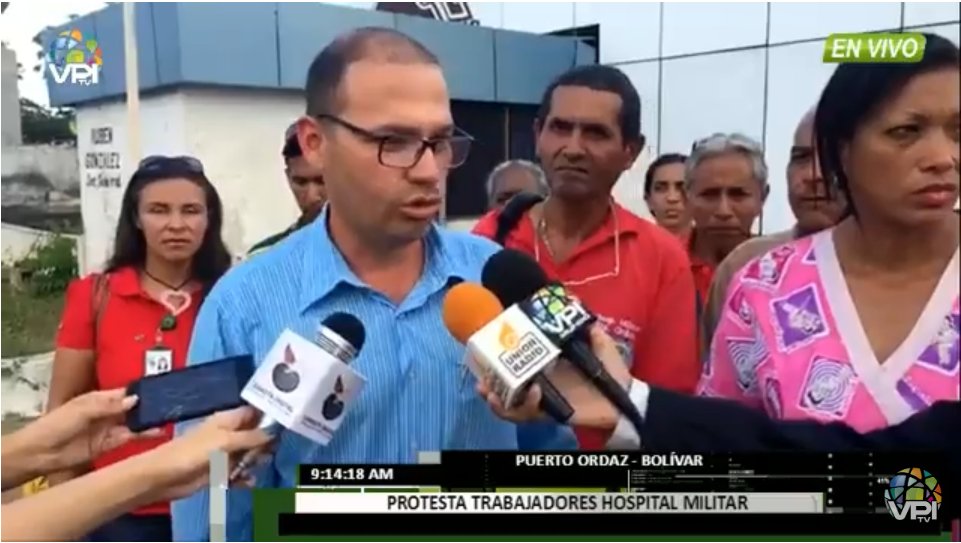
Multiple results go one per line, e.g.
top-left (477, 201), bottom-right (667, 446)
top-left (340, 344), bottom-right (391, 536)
top-left (683, 133), bottom-right (768, 314)
top-left (473, 65), bottom-right (699, 449)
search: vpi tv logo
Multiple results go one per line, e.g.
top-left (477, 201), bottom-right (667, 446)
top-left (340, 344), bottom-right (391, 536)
top-left (46, 28), bottom-right (103, 86)
top-left (884, 468), bottom-right (942, 522)
top-left (527, 284), bottom-right (592, 340)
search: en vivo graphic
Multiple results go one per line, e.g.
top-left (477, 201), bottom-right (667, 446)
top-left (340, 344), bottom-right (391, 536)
top-left (823, 32), bottom-right (926, 64)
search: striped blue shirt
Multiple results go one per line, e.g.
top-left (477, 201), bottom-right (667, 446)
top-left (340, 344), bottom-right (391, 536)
top-left (172, 210), bottom-right (576, 541)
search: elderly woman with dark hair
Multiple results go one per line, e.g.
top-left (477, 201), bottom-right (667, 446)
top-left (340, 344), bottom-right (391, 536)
top-left (701, 33), bottom-right (959, 434)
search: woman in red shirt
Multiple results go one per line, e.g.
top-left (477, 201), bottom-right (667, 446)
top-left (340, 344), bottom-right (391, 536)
top-left (48, 156), bottom-right (232, 541)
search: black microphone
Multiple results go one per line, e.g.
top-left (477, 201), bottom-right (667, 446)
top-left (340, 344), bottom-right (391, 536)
top-left (482, 249), bottom-right (646, 436)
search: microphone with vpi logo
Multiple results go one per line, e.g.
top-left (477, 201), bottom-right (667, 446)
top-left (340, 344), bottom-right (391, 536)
top-left (231, 312), bottom-right (367, 479)
top-left (481, 249), bottom-right (646, 435)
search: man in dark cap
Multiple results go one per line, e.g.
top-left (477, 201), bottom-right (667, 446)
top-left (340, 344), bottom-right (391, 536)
top-left (247, 123), bottom-right (327, 256)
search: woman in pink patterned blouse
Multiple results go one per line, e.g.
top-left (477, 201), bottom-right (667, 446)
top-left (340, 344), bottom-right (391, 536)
top-left (700, 33), bottom-right (959, 434)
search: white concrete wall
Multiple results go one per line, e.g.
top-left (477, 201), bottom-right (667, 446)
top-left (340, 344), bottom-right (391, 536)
top-left (75, 89), bottom-right (306, 269)
top-left (181, 87), bottom-right (303, 254)
top-left (1, 144), bottom-right (80, 193)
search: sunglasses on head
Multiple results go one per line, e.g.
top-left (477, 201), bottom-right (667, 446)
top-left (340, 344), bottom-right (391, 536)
top-left (136, 155), bottom-right (205, 175)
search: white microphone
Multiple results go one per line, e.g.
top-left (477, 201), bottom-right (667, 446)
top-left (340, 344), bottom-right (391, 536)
top-left (231, 312), bottom-right (366, 479)
top-left (468, 304), bottom-right (564, 409)
top-left (441, 282), bottom-right (564, 412)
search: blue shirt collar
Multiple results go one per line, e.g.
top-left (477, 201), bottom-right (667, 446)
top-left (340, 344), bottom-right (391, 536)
top-left (299, 206), bottom-right (465, 312)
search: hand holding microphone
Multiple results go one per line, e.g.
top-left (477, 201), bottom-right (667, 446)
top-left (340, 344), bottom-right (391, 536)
top-left (479, 249), bottom-right (646, 436)
top-left (442, 282), bottom-right (574, 423)
top-left (144, 407), bottom-right (273, 500)
top-left (478, 324), bottom-right (633, 430)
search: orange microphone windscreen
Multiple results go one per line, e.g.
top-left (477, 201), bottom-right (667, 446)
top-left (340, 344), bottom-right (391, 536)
top-left (442, 282), bottom-right (504, 345)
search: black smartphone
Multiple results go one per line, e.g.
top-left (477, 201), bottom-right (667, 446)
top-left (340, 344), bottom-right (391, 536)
top-left (125, 354), bottom-right (255, 432)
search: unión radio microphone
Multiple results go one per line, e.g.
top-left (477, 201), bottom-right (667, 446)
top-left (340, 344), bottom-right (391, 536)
top-left (232, 312), bottom-right (367, 478)
top-left (481, 249), bottom-right (646, 435)
top-left (442, 282), bottom-right (574, 423)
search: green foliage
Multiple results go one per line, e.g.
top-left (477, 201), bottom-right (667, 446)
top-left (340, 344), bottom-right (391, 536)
top-left (1, 235), bottom-right (75, 356)
top-left (16, 235), bottom-right (78, 297)
top-left (1, 281), bottom-right (64, 357)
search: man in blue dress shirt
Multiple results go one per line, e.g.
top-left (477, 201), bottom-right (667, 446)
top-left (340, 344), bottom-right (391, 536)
top-left (172, 27), bottom-right (575, 541)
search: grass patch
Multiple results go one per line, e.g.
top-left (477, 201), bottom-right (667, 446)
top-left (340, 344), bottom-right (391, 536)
top-left (1, 280), bottom-right (65, 358)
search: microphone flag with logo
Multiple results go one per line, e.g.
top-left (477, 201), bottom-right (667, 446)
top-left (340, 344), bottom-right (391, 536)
top-left (482, 249), bottom-right (647, 435)
top-left (241, 312), bottom-right (367, 445)
top-left (442, 282), bottom-right (564, 411)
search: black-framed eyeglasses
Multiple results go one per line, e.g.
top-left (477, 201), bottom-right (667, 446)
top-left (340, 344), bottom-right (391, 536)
top-left (137, 155), bottom-right (205, 174)
top-left (315, 114), bottom-right (473, 169)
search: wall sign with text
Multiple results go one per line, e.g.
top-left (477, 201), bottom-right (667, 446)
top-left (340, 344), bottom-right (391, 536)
top-left (84, 126), bottom-right (122, 189)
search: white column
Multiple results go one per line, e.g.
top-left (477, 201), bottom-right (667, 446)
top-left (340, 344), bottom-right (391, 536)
top-left (122, 2), bottom-right (141, 163)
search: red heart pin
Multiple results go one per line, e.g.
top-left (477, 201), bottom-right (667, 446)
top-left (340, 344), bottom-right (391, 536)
top-left (159, 290), bottom-right (192, 317)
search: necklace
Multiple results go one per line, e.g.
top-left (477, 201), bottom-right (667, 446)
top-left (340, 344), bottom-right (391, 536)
top-left (534, 198), bottom-right (622, 287)
top-left (142, 268), bottom-right (193, 330)
top-left (537, 215), bottom-right (556, 258)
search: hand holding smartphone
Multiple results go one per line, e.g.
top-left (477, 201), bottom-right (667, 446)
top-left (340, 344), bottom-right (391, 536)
top-left (125, 355), bottom-right (255, 432)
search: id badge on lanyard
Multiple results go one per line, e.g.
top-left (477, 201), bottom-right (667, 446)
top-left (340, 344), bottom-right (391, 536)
top-left (144, 345), bottom-right (173, 376)
top-left (144, 326), bottom-right (174, 376)
top-left (143, 287), bottom-right (188, 377)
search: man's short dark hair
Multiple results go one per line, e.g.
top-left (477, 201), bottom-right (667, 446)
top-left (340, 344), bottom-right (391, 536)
top-left (282, 122), bottom-right (303, 162)
top-left (536, 64), bottom-right (643, 146)
top-left (305, 27), bottom-right (439, 117)
top-left (643, 153), bottom-right (688, 197)
top-left (283, 133), bottom-right (302, 162)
